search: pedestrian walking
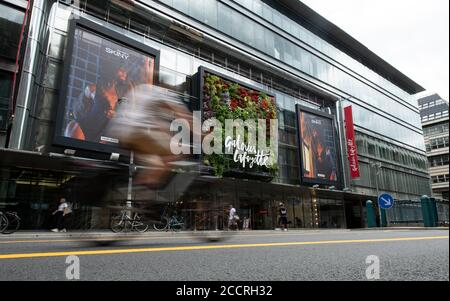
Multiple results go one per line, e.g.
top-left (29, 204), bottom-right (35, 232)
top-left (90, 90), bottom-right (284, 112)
top-left (278, 202), bottom-right (288, 231)
top-left (228, 205), bottom-right (239, 230)
top-left (51, 198), bottom-right (70, 233)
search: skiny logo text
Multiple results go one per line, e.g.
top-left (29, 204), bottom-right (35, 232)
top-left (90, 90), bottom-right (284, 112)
top-left (105, 47), bottom-right (129, 60)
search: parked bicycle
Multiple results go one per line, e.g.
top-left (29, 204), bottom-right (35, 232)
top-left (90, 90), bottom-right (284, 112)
top-left (153, 214), bottom-right (185, 231)
top-left (152, 202), bottom-right (185, 231)
top-left (110, 210), bottom-right (149, 233)
top-left (0, 211), bottom-right (21, 234)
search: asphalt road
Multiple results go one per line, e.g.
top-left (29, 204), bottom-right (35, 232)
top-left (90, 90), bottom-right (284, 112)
top-left (0, 229), bottom-right (448, 281)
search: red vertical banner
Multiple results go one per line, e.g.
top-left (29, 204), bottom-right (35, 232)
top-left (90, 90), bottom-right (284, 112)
top-left (344, 106), bottom-right (360, 179)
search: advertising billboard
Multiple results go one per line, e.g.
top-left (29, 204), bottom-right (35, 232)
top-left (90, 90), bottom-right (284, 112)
top-left (195, 67), bottom-right (278, 181)
top-left (296, 105), bottom-right (340, 186)
top-left (54, 18), bottom-right (159, 154)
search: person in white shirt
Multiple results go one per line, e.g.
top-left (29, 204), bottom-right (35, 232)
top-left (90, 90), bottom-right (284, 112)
top-left (228, 205), bottom-right (238, 230)
top-left (51, 198), bottom-right (69, 232)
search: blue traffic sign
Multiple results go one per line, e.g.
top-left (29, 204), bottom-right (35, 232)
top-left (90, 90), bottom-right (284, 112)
top-left (378, 193), bottom-right (394, 209)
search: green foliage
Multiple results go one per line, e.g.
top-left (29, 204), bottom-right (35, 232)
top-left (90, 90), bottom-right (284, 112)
top-left (202, 73), bottom-right (278, 178)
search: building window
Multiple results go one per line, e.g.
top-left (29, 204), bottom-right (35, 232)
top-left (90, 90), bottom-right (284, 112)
top-left (426, 137), bottom-right (450, 151)
top-left (423, 122), bottom-right (449, 136)
top-left (0, 3), bottom-right (25, 61)
top-left (429, 155), bottom-right (450, 167)
top-left (0, 70), bottom-right (13, 131)
top-left (432, 174), bottom-right (450, 184)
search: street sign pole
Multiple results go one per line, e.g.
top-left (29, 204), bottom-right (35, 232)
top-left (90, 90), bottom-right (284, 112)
top-left (378, 193), bottom-right (394, 229)
top-left (375, 168), bottom-right (382, 228)
top-left (371, 162), bottom-right (383, 227)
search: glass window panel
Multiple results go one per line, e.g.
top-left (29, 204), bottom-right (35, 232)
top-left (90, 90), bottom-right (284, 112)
top-left (176, 53), bottom-right (191, 75)
top-left (240, 15), bottom-right (254, 47)
top-left (160, 48), bottom-right (177, 70)
top-left (264, 28), bottom-right (275, 58)
top-left (252, 0), bottom-right (263, 15)
top-left (272, 10), bottom-right (282, 28)
top-left (159, 0), bottom-right (173, 6)
top-left (231, 10), bottom-right (242, 40)
top-left (172, 0), bottom-right (189, 13)
top-left (284, 39), bottom-right (293, 66)
top-left (0, 70), bottom-right (13, 99)
top-left (0, 70), bottom-right (12, 131)
top-left (282, 16), bottom-right (291, 32)
top-left (273, 34), bottom-right (284, 60)
top-left (240, 0), bottom-right (253, 9)
top-left (0, 4), bottom-right (24, 60)
top-left (189, 0), bottom-right (204, 21)
top-left (262, 3), bottom-right (273, 22)
top-left (254, 22), bottom-right (265, 51)
top-left (218, 3), bottom-right (233, 36)
top-left (204, 0), bottom-right (218, 28)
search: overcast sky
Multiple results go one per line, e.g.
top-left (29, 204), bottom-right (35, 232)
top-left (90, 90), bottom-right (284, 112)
top-left (301, 0), bottom-right (450, 102)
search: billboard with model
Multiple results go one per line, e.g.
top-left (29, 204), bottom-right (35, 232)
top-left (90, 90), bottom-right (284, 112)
top-left (54, 18), bottom-right (159, 154)
top-left (296, 105), bottom-right (340, 186)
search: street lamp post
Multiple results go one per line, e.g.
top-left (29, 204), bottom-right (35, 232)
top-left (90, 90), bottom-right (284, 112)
top-left (370, 162), bottom-right (383, 227)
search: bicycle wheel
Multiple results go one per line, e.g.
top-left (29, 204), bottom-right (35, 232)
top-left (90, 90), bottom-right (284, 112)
top-left (133, 219), bottom-right (149, 233)
top-left (110, 216), bottom-right (128, 233)
top-left (2, 213), bottom-right (20, 234)
top-left (153, 216), bottom-right (169, 231)
top-left (0, 214), bottom-right (8, 234)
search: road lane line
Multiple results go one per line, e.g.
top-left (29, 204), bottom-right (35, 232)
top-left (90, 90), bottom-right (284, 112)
top-left (0, 236), bottom-right (447, 260)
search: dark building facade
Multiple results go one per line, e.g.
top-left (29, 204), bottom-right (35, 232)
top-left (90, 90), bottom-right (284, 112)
top-left (0, 0), bottom-right (432, 230)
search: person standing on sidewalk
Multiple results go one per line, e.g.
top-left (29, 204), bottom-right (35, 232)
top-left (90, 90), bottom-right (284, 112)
top-left (228, 205), bottom-right (238, 230)
top-left (278, 202), bottom-right (288, 231)
top-left (51, 198), bottom-right (69, 233)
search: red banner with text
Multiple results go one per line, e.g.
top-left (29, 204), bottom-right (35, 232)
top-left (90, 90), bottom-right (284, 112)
top-left (344, 106), bottom-right (360, 179)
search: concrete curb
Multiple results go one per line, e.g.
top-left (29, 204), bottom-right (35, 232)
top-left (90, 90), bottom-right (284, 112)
top-left (0, 228), bottom-right (448, 240)
top-left (0, 229), bottom-right (350, 240)
top-left (352, 227), bottom-right (449, 231)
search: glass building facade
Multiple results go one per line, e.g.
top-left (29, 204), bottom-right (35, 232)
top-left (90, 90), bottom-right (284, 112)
top-left (0, 0), bottom-right (432, 230)
top-left (419, 94), bottom-right (449, 203)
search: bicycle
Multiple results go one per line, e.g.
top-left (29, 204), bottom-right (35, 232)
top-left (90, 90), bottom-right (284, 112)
top-left (153, 202), bottom-right (185, 231)
top-left (0, 211), bottom-right (20, 235)
top-left (153, 214), bottom-right (185, 231)
top-left (110, 210), bottom-right (149, 233)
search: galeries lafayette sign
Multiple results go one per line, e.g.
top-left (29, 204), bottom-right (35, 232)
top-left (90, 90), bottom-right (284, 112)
top-left (344, 106), bottom-right (360, 179)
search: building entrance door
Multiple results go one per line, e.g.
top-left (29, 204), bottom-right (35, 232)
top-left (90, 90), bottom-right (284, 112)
top-left (239, 198), bottom-right (274, 230)
top-left (344, 200), bottom-right (364, 228)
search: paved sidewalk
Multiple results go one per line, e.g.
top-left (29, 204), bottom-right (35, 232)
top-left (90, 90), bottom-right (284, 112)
top-left (0, 229), bottom-right (338, 239)
top-left (0, 227), bottom-right (447, 240)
